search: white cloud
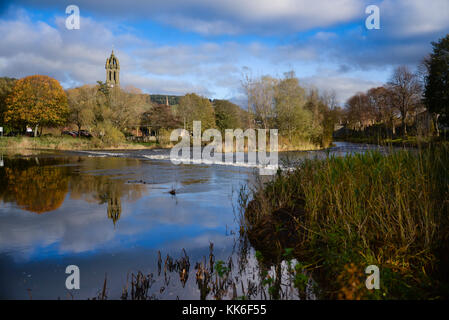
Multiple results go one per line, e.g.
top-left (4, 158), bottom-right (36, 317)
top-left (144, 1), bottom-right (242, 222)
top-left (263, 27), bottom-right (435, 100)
top-left (380, 0), bottom-right (449, 37)
top-left (5, 0), bottom-right (449, 39)
top-left (9, 0), bottom-right (366, 35)
top-left (1, 2), bottom-right (445, 105)
top-left (302, 75), bottom-right (383, 104)
top-left (157, 0), bottom-right (365, 35)
top-left (0, 13), bottom-right (223, 95)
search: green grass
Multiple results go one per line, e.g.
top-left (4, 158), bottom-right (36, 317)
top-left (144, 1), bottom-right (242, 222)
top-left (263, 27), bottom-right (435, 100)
top-left (242, 144), bottom-right (449, 299)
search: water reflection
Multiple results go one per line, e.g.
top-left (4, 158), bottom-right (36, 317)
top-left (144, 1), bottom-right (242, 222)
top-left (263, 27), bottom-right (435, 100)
top-left (0, 157), bottom-right (70, 213)
top-left (0, 142), bottom-right (383, 299)
top-left (0, 156), bottom-right (147, 223)
top-left (0, 152), bottom-right (250, 299)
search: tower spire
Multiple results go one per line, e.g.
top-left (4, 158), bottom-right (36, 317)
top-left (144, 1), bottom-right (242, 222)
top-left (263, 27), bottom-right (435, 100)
top-left (105, 49), bottom-right (120, 88)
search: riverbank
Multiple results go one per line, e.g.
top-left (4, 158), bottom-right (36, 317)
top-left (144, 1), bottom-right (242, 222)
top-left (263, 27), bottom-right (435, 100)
top-left (335, 135), bottom-right (448, 148)
top-left (0, 136), bottom-right (174, 152)
top-left (241, 144), bottom-right (449, 299)
top-left (0, 136), bottom-right (327, 154)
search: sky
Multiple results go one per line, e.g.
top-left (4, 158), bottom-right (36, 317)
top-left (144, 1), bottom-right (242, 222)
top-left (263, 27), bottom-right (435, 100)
top-left (0, 0), bottom-right (448, 106)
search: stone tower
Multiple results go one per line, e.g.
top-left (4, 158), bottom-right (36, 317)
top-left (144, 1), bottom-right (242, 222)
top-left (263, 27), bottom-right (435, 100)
top-left (105, 50), bottom-right (120, 88)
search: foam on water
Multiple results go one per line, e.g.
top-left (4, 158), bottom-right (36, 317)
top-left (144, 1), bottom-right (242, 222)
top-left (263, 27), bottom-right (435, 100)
top-left (75, 150), bottom-right (279, 173)
top-left (142, 154), bottom-right (280, 173)
top-left (74, 141), bottom-right (389, 173)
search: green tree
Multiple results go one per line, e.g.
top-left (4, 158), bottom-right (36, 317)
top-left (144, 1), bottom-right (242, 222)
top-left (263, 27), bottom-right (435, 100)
top-left (424, 34), bottom-right (449, 133)
top-left (150, 94), bottom-right (181, 106)
top-left (243, 70), bottom-right (336, 147)
top-left (178, 93), bottom-right (215, 132)
top-left (274, 72), bottom-right (313, 141)
top-left (96, 81), bottom-right (110, 98)
top-left (4, 75), bottom-right (68, 136)
top-left (213, 99), bottom-right (247, 132)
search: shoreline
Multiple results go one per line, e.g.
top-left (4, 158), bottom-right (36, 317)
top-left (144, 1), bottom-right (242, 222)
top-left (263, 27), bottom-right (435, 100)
top-left (0, 136), bottom-right (169, 153)
top-left (0, 136), bottom-right (329, 153)
top-left (334, 136), bottom-right (448, 148)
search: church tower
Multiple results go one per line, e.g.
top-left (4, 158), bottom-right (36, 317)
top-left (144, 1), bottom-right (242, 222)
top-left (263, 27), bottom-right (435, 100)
top-left (105, 50), bottom-right (120, 88)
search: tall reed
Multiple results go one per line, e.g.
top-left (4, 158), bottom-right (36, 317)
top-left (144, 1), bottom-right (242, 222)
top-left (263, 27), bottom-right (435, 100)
top-left (242, 144), bottom-right (449, 299)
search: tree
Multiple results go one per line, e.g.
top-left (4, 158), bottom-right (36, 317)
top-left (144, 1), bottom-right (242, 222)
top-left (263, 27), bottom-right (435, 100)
top-left (241, 68), bottom-right (256, 129)
top-left (367, 86), bottom-right (398, 136)
top-left (141, 104), bottom-right (181, 142)
top-left (424, 34), bottom-right (449, 133)
top-left (243, 70), bottom-right (336, 147)
top-left (274, 72), bottom-right (312, 141)
top-left (213, 99), bottom-right (247, 132)
top-left (247, 75), bottom-right (277, 129)
top-left (388, 66), bottom-right (422, 136)
top-left (66, 85), bottom-right (96, 134)
top-left (178, 93), bottom-right (215, 132)
top-left (91, 83), bottom-right (151, 139)
top-left (108, 88), bottom-right (149, 130)
top-left (305, 89), bottom-right (324, 129)
top-left (345, 93), bottom-right (372, 130)
top-left (0, 77), bottom-right (17, 127)
top-left (320, 90), bottom-right (342, 147)
top-left (4, 75), bottom-right (68, 136)
top-left (96, 81), bottom-right (110, 98)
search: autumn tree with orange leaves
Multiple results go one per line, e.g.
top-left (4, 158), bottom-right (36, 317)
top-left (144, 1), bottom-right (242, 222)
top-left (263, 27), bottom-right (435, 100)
top-left (4, 75), bottom-right (68, 136)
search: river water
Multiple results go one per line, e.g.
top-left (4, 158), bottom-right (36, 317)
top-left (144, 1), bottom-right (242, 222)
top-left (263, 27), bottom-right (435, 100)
top-left (0, 142), bottom-right (393, 299)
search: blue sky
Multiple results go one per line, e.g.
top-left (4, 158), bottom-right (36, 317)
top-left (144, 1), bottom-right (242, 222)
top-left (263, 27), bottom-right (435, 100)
top-left (0, 0), bottom-right (448, 106)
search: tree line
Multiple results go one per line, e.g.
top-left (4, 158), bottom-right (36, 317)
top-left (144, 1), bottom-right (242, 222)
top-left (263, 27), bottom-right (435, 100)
top-left (0, 71), bottom-right (339, 149)
top-left (0, 75), bottom-right (252, 145)
top-left (340, 34), bottom-right (449, 140)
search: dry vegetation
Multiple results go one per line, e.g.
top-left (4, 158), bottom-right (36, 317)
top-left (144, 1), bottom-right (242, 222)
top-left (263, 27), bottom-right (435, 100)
top-left (241, 144), bottom-right (449, 299)
top-left (0, 136), bottom-right (152, 151)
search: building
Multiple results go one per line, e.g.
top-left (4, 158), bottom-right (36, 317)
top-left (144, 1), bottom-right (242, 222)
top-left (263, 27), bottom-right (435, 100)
top-left (105, 50), bottom-right (120, 88)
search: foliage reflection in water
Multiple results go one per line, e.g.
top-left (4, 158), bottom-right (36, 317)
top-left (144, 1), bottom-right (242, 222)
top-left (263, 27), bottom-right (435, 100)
top-left (0, 143), bottom-right (389, 299)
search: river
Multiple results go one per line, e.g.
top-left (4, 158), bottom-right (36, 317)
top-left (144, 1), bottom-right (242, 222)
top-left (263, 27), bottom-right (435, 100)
top-left (0, 141), bottom-right (394, 299)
